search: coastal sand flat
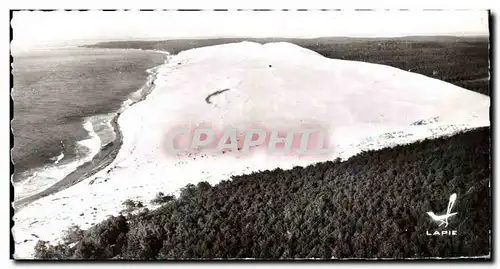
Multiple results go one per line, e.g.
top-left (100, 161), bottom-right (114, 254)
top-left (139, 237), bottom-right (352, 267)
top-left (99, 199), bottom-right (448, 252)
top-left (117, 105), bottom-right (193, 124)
top-left (12, 42), bottom-right (489, 258)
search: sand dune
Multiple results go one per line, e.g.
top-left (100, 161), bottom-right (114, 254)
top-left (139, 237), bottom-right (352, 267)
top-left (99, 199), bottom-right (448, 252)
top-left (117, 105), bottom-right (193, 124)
top-left (13, 42), bottom-right (489, 258)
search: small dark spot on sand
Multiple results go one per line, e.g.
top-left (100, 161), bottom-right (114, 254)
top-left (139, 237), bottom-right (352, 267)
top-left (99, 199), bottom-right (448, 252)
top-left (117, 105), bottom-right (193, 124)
top-left (31, 234), bottom-right (39, 238)
top-left (269, 64), bottom-right (272, 67)
top-left (80, 213), bottom-right (84, 216)
top-left (205, 89), bottom-right (231, 104)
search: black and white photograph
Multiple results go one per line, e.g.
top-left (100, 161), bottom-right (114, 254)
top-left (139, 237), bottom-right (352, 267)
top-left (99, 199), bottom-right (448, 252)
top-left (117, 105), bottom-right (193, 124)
top-left (10, 9), bottom-right (491, 260)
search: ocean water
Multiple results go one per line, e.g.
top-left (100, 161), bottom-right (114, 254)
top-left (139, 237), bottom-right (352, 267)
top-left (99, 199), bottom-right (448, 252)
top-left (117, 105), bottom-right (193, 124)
top-left (11, 47), bottom-right (167, 199)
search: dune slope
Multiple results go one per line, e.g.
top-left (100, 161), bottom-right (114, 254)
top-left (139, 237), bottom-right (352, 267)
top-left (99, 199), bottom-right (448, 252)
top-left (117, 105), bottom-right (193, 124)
top-left (13, 42), bottom-right (489, 258)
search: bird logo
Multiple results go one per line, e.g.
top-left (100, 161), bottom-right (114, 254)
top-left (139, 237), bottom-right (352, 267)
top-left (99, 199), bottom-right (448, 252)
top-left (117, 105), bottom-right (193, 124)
top-left (426, 193), bottom-right (457, 228)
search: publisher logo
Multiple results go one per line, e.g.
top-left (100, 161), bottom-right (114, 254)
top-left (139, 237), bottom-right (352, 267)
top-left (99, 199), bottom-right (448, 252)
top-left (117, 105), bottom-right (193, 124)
top-left (426, 193), bottom-right (458, 236)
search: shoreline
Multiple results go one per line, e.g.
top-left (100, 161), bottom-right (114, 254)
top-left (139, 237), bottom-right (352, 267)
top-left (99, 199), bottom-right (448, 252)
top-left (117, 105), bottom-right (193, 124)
top-left (13, 50), bottom-right (169, 211)
top-left (12, 42), bottom-right (490, 259)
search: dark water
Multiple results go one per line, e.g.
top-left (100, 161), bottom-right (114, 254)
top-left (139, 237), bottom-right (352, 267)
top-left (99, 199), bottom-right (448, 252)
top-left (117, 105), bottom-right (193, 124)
top-left (11, 48), bottom-right (167, 181)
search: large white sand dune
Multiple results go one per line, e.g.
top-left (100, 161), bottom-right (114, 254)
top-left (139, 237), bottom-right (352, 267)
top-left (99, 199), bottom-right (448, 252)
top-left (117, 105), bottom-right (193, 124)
top-left (13, 42), bottom-right (489, 258)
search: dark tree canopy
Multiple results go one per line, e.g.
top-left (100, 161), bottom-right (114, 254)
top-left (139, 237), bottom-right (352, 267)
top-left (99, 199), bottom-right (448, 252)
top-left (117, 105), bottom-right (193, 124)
top-left (34, 127), bottom-right (491, 259)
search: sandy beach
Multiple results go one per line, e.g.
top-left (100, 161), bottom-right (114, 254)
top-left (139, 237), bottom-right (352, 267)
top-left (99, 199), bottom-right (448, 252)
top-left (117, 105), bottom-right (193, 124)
top-left (12, 54), bottom-right (167, 211)
top-left (12, 42), bottom-right (490, 258)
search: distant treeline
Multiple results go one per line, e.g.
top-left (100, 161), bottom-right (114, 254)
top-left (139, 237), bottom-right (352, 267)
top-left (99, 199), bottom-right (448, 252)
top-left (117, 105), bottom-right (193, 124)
top-left (34, 127), bottom-right (490, 259)
top-left (84, 36), bottom-right (490, 96)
